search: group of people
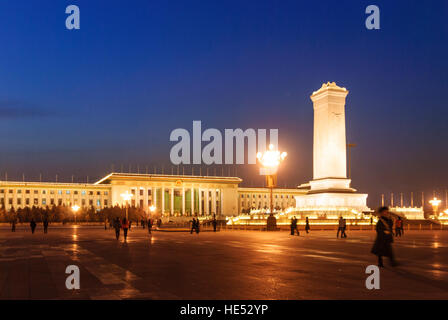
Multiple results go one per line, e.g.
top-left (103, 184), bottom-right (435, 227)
top-left (290, 216), bottom-right (310, 236)
top-left (112, 217), bottom-right (157, 242)
top-left (14, 218), bottom-right (50, 234)
top-left (190, 217), bottom-right (200, 234)
top-left (337, 217), bottom-right (347, 238)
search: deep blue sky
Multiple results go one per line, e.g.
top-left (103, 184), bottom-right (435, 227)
top-left (0, 0), bottom-right (447, 208)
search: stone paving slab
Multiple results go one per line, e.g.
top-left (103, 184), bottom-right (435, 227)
top-left (0, 227), bottom-right (447, 299)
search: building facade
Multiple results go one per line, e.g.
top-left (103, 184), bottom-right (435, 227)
top-left (0, 172), bottom-right (305, 217)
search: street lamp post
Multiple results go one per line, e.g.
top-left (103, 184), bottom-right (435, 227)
top-left (71, 205), bottom-right (80, 225)
top-left (120, 191), bottom-right (133, 220)
top-left (256, 144), bottom-right (287, 214)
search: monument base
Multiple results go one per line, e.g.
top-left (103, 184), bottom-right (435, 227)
top-left (294, 192), bottom-right (369, 218)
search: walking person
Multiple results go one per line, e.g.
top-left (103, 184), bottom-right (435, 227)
top-left (337, 216), bottom-right (344, 238)
top-left (141, 219), bottom-right (145, 229)
top-left (190, 217), bottom-right (197, 234)
top-left (341, 218), bottom-right (347, 238)
top-left (395, 217), bottom-right (402, 237)
top-left (147, 218), bottom-right (152, 234)
top-left (30, 219), bottom-right (37, 234)
top-left (305, 217), bottom-right (310, 234)
top-left (122, 218), bottom-right (129, 242)
top-left (43, 218), bottom-right (49, 234)
top-left (196, 218), bottom-right (200, 234)
top-left (371, 206), bottom-right (398, 267)
top-left (113, 217), bottom-right (121, 240)
top-left (11, 219), bottom-right (16, 232)
top-left (212, 215), bottom-right (217, 232)
top-left (290, 217), bottom-right (299, 236)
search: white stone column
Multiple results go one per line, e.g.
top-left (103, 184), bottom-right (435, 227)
top-left (205, 188), bottom-right (210, 216)
top-left (220, 189), bottom-right (224, 216)
top-left (182, 187), bottom-right (185, 216)
top-left (190, 187), bottom-right (194, 216)
top-left (170, 187), bottom-right (174, 216)
top-left (212, 188), bottom-right (216, 215)
top-left (198, 189), bottom-right (202, 216)
top-left (311, 82), bottom-right (348, 180)
top-left (153, 187), bottom-right (157, 207)
top-left (162, 186), bottom-right (165, 215)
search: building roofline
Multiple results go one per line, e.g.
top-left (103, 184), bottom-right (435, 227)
top-left (0, 181), bottom-right (109, 188)
top-left (94, 172), bottom-right (243, 185)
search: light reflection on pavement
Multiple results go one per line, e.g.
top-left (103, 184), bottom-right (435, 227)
top-left (0, 227), bottom-right (447, 299)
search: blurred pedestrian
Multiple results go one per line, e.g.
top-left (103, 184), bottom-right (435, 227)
top-left (195, 218), bottom-right (200, 234)
top-left (147, 218), bottom-right (152, 234)
top-left (395, 217), bottom-right (403, 237)
top-left (30, 219), bottom-right (37, 234)
top-left (113, 217), bottom-right (121, 240)
top-left (290, 217), bottom-right (299, 236)
top-left (122, 218), bottom-right (129, 242)
top-left (212, 215), bottom-right (217, 232)
top-left (43, 218), bottom-right (49, 234)
top-left (341, 218), bottom-right (347, 238)
top-left (141, 219), bottom-right (145, 229)
top-left (305, 217), bottom-right (310, 233)
top-left (337, 216), bottom-right (344, 238)
top-left (190, 218), bottom-right (196, 234)
top-left (371, 206), bottom-right (398, 267)
top-left (11, 219), bottom-right (16, 232)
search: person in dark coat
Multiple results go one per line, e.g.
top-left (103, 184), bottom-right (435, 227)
top-left (43, 219), bottom-right (49, 234)
top-left (113, 217), bottom-right (121, 240)
top-left (395, 217), bottom-right (403, 237)
top-left (341, 218), bottom-right (347, 238)
top-left (147, 218), bottom-right (152, 234)
top-left (371, 206), bottom-right (398, 267)
top-left (30, 219), bottom-right (37, 234)
top-left (11, 219), bottom-right (16, 232)
top-left (122, 218), bottom-right (129, 242)
top-left (337, 217), bottom-right (344, 238)
top-left (195, 218), bottom-right (200, 234)
top-left (305, 217), bottom-right (310, 233)
top-left (141, 219), bottom-right (145, 229)
top-left (212, 215), bottom-right (217, 232)
top-left (290, 217), bottom-right (299, 235)
top-left (190, 218), bottom-right (196, 234)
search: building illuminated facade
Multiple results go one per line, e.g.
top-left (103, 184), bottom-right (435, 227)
top-left (0, 172), bottom-right (303, 217)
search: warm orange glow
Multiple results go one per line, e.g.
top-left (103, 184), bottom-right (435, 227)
top-left (429, 197), bottom-right (441, 207)
top-left (71, 205), bottom-right (80, 212)
top-left (257, 144), bottom-right (287, 169)
top-left (120, 191), bottom-right (133, 202)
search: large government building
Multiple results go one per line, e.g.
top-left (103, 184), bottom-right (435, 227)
top-left (0, 172), bottom-right (304, 217)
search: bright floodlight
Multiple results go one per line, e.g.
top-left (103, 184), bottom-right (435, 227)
top-left (71, 205), bottom-right (80, 212)
top-left (429, 197), bottom-right (441, 207)
top-left (120, 191), bottom-right (133, 202)
top-left (149, 205), bottom-right (156, 212)
top-left (256, 144), bottom-right (287, 169)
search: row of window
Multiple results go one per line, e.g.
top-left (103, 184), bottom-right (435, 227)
top-left (1, 198), bottom-right (107, 207)
top-left (0, 189), bottom-right (108, 196)
top-left (240, 194), bottom-right (294, 199)
top-left (241, 199), bottom-right (295, 207)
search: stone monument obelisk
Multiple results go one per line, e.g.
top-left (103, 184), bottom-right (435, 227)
top-left (295, 82), bottom-right (368, 214)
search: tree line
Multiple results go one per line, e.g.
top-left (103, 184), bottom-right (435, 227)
top-left (0, 205), bottom-right (148, 223)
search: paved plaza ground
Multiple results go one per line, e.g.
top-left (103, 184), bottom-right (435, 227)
top-left (0, 225), bottom-right (447, 300)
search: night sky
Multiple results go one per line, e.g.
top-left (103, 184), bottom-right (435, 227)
top-left (0, 0), bottom-right (447, 209)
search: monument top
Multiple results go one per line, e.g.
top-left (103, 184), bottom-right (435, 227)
top-left (311, 82), bottom-right (348, 100)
